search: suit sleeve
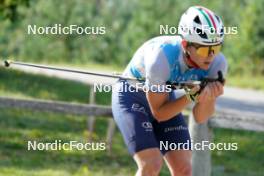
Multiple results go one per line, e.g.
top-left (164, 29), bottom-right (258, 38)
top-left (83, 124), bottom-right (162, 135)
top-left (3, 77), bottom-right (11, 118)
top-left (144, 46), bottom-right (170, 91)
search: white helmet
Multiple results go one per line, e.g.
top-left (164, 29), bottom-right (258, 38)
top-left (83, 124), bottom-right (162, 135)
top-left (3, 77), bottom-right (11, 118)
top-left (178, 6), bottom-right (224, 45)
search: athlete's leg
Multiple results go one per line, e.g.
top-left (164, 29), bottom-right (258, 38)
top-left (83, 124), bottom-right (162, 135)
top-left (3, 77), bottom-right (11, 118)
top-left (112, 81), bottom-right (162, 175)
top-left (153, 111), bottom-right (192, 176)
top-left (133, 148), bottom-right (163, 176)
top-left (158, 91), bottom-right (192, 176)
top-left (164, 150), bottom-right (192, 176)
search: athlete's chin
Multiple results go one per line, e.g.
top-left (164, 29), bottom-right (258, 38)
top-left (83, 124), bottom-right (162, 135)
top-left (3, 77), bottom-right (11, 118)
top-left (200, 64), bottom-right (210, 70)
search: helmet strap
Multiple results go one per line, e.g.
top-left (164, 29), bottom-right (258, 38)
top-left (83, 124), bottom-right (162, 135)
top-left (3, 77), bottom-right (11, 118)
top-left (182, 41), bottom-right (201, 69)
top-left (185, 52), bottom-right (200, 69)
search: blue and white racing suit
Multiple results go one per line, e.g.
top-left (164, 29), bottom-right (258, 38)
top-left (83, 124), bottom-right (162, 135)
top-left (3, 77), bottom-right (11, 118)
top-left (112, 36), bottom-right (228, 155)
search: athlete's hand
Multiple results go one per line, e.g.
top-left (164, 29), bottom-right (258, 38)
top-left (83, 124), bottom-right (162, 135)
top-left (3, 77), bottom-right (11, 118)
top-left (197, 82), bottom-right (224, 103)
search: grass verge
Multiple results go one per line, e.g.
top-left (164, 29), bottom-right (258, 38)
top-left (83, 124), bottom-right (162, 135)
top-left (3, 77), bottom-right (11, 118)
top-left (0, 66), bottom-right (263, 175)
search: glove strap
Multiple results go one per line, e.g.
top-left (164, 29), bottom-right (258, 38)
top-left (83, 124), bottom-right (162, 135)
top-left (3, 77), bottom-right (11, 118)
top-left (184, 88), bottom-right (199, 102)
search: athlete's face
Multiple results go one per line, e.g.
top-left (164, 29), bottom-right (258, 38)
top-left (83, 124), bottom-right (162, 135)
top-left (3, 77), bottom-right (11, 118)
top-left (186, 43), bottom-right (221, 70)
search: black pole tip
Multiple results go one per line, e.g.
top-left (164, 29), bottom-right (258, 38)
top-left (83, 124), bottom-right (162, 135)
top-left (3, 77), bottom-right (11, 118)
top-left (4, 60), bottom-right (11, 67)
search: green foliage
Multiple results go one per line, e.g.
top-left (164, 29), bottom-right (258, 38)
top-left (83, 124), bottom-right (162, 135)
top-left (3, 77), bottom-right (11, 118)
top-left (0, 0), bottom-right (264, 75)
top-left (0, 0), bottom-right (30, 21)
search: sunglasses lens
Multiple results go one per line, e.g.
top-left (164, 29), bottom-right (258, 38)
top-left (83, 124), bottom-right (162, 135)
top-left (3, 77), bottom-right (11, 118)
top-left (211, 45), bottom-right (221, 55)
top-left (196, 45), bottom-right (222, 57)
top-left (196, 47), bottom-right (209, 58)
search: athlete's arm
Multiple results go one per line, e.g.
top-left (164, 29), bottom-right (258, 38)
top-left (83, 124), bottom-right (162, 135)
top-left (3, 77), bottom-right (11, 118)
top-left (146, 91), bottom-right (191, 122)
top-left (193, 81), bottom-right (223, 123)
top-left (193, 53), bottom-right (227, 123)
top-left (144, 45), bottom-right (193, 121)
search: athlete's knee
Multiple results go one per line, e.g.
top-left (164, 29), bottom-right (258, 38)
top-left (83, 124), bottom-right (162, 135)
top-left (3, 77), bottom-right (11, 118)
top-left (171, 161), bottom-right (192, 176)
top-left (134, 150), bottom-right (163, 176)
top-left (166, 161), bottom-right (192, 176)
top-left (136, 158), bottom-right (163, 176)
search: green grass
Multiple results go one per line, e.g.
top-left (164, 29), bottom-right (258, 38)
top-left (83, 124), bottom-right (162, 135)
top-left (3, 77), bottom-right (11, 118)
top-left (226, 74), bottom-right (264, 91)
top-left (54, 61), bottom-right (125, 73)
top-left (0, 68), bottom-right (111, 105)
top-left (212, 128), bottom-right (264, 176)
top-left (0, 108), bottom-right (136, 176)
top-left (3, 60), bottom-right (125, 73)
top-left (0, 108), bottom-right (263, 176)
top-left (0, 65), bottom-right (264, 175)
top-left (0, 67), bottom-right (138, 175)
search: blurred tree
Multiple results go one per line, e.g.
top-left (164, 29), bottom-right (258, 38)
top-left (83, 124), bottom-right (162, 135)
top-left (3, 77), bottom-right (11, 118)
top-left (0, 0), bottom-right (30, 21)
top-left (0, 0), bottom-right (263, 75)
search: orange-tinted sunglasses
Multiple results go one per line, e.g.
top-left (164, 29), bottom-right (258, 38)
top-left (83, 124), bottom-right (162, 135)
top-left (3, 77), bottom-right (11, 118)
top-left (192, 43), bottom-right (222, 58)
